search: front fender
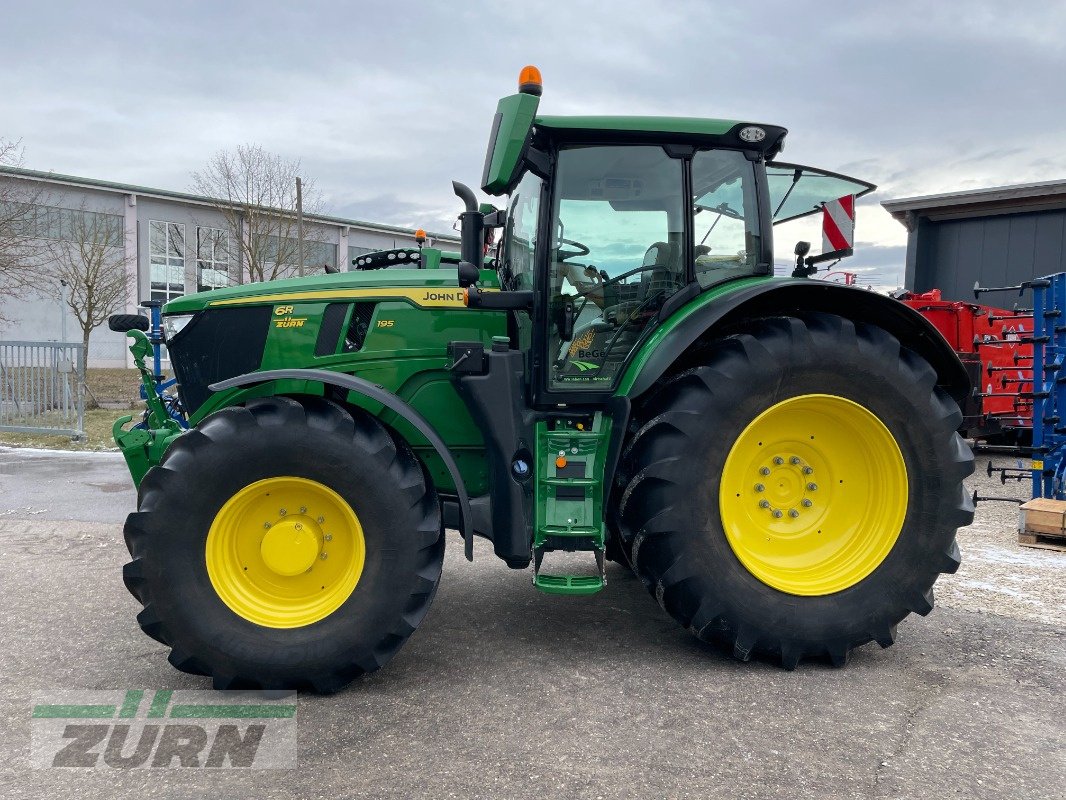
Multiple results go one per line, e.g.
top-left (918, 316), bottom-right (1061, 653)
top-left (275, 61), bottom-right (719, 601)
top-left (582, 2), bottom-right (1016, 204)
top-left (617, 277), bottom-right (970, 404)
top-left (208, 368), bottom-right (473, 559)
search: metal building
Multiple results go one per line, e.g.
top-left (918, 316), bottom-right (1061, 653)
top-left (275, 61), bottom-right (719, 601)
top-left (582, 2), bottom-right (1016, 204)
top-left (882, 180), bottom-right (1066, 308)
top-left (0, 166), bottom-right (459, 366)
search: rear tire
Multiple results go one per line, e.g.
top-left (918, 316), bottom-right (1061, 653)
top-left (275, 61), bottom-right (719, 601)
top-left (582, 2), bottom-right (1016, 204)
top-left (617, 313), bottom-right (973, 668)
top-left (123, 396), bottom-right (444, 693)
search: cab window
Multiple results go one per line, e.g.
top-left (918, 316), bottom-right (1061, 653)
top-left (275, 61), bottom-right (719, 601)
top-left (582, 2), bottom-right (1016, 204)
top-left (692, 150), bottom-right (762, 288)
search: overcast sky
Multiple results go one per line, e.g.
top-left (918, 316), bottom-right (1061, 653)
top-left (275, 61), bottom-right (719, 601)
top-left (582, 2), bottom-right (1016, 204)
top-left (2, 1), bottom-right (1064, 288)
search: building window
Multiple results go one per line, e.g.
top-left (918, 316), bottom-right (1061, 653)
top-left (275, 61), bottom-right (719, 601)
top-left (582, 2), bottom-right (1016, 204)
top-left (0, 202), bottom-right (123, 247)
top-left (149, 220), bottom-right (186, 302)
top-left (196, 226), bottom-right (230, 291)
top-left (304, 239), bottom-right (338, 273)
top-left (254, 233), bottom-right (337, 275)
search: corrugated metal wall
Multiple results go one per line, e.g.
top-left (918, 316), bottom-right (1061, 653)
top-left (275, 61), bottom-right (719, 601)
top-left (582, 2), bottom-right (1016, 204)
top-left (909, 208), bottom-right (1066, 308)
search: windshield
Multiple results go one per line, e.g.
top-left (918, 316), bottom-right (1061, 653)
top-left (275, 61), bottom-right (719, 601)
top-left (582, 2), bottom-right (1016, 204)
top-left (766, 163), bottom-right (875, 224)
top-left (500, 169), bottom-right (543, 291)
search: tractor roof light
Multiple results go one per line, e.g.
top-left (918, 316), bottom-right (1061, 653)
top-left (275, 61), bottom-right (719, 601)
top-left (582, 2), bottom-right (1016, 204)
top-left (518, 65), bottom-right (542, 96)
top-left (415, 228), bottom-right (426, 245)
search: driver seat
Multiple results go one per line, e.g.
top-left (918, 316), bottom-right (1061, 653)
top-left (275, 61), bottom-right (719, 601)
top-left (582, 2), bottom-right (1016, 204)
top-left (638, 241), bottom-right (683, 303)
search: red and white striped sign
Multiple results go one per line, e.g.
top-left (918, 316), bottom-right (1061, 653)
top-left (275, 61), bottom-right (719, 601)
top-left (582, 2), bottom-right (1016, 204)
top-left (822, 194), bottom-right (855, 252)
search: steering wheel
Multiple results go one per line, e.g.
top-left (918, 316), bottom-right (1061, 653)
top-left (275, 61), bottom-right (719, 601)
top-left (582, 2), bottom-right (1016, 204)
top-left (556, 237), bottom-right (590, 261)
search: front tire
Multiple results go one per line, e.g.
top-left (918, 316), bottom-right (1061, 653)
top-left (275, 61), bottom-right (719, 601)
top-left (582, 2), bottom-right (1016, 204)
top-left (123, 396), bottom-right (444, 693)
top-left (617, 313), bottom-right (974, 668)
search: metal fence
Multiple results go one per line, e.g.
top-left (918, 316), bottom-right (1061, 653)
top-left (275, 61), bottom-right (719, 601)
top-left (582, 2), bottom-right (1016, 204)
top-left (0, 341), bottom-right (85, 437)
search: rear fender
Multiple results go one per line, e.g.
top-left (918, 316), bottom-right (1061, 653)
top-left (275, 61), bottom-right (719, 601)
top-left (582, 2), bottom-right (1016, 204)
top-left (619, 279), bottom-right (970, 405)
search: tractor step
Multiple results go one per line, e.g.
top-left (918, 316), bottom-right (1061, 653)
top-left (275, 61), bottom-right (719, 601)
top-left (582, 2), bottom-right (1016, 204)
top-left (532, 547), bottom-right (606, 596)
top-left (533, 573), bottom-right (605, 595)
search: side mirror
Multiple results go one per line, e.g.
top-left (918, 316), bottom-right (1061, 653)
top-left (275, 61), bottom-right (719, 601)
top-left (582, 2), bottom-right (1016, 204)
top-left (108, 313), bottom-right (150, 333)
top-left (457, 261), bottom-right (480, 288)
top-left (551, 298), bottom-right (576, 341)
top-left (794, 241), bottom-right (811, 257)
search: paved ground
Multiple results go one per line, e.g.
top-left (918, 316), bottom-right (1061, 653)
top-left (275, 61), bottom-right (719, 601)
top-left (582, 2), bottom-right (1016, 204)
top-left (0, 446), bottom-right (1063, 798)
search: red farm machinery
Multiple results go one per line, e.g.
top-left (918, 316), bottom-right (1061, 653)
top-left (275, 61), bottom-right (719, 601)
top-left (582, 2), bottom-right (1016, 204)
top-left (895, 288), bottom-right (1033, 447)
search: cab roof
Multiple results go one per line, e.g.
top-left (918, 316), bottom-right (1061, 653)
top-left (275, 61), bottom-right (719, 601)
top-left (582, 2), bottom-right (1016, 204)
top-left (533, 115), bottom-right (787, 156)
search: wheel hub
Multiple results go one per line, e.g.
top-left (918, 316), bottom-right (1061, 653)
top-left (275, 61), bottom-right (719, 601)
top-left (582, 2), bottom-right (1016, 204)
top-left (260, 518), bottom-right (321, 576)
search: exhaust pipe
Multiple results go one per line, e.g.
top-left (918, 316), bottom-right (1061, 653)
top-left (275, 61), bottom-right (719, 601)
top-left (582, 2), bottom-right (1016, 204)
top-left (452, 181), bottom-right (483, 287)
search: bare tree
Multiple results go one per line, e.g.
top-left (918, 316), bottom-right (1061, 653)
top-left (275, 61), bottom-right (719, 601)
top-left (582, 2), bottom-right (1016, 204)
top-left (190, 144), bottom-right (323, 283)
top-left (0, 139), bottom-right (45, 323)
top-left (36, 207), bottom-right (133, 373)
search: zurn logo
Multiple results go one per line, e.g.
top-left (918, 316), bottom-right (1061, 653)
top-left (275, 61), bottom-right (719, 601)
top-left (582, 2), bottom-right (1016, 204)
top-left (31, 690), bottom-right (296, 769)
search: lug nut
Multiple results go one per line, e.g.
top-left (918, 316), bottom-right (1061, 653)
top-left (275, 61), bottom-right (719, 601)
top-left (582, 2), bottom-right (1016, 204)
top-left (324, 534), bottom-right (333, 541)
top-left (788, 509), bottom-right (800, 518)
top-left (803, 466), bottom-right (814, 475)
top-left (263, 522), bottom-right (271, 530)
top-left (760, 467), bottom-right (771, 476)
top-left (299, 506), bottom-right (307, 514)
top-left (802, 499), bottom-right (813, 508)
top-left (807, 483), bottom-right (818, 491)
top-left (772, 509), bottom-right (783, 518)
top-left (279, 508), bottom-right (287, 516)
top-left (317, 516), bottom-right (325, 524)
top-left (754, 483), bottom-right (765, 492)
top-left (773, 456), bottom-right (784, 465)
top-left (320, 553), bottom-right (328, 560)
top-left (790, 456), bottom-right (801, 465)
top-left (759, 499), bottom-right (771, 509)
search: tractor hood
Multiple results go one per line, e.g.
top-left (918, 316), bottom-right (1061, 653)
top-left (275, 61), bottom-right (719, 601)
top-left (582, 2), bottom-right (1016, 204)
top-left (163, 268), bottom-right (483, 315)
top-left (158, 257), bottom-right (504, 419)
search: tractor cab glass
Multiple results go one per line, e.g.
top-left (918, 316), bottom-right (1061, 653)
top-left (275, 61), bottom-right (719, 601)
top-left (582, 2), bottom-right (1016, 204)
top-left (543, 146), bottom-right (765, 390)
top-left (692, 150), bottom-right (762, 288)
top-left (546, 145), bottom-right (685, 390)
top-left (766, 163), bottom-right (875, 224)
top-left (500, 169), bottom-right (543, 292)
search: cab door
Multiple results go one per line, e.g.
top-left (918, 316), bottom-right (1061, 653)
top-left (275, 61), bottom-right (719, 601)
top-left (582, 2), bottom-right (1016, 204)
top-left (539, 144), bottom-right (687, 398)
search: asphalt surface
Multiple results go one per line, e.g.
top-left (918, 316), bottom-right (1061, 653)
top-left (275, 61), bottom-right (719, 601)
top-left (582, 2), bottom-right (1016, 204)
top-left (0, 447), bottom-right (1063, 799)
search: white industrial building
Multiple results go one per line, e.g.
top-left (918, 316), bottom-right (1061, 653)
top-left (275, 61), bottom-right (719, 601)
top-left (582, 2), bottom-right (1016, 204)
top-left (0, 166), bottom-right (458, 366)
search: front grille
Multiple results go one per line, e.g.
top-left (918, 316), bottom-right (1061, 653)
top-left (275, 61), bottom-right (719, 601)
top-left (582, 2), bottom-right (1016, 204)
top-left (167, 306), bottom-right (273, 414)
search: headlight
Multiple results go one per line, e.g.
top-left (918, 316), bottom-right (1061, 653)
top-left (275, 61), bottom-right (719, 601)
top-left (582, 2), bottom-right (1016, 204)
top-left (162, 313), bottom-right (196, 341)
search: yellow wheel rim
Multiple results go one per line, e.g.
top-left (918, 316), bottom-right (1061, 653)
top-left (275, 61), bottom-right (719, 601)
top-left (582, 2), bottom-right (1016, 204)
top-left (206, 477), bottom-right (365, 628)
top-left (719, 394), bottom-right (907, 596)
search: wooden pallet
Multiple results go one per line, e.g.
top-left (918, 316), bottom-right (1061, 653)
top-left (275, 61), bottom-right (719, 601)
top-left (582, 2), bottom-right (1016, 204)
top-left (1017, 499), bottom-right (1066, 551)
top-left (1018, 531), bottom-right (1066, 552)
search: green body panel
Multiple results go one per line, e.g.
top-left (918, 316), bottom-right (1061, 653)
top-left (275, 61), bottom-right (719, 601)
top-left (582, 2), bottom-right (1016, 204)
top-left (535, 114), bottom-right (741, 136)
top-left (615, 275), bottom-right (778, 396)
top-left (481, 92), bottom-right (540, 195)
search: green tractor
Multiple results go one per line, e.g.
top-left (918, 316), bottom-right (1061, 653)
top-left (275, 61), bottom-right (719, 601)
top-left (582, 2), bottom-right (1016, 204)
top-left (114, 66), bottom-right (973, 692)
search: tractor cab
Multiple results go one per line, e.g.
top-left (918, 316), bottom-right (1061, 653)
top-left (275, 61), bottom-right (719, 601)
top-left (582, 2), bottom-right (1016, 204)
top-left (464, 66), bottom-right (875, 403)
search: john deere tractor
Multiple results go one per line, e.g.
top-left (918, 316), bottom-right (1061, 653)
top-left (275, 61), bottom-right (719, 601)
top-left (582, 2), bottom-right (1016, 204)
top-left (114, 66), bottom-right (973, 692)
